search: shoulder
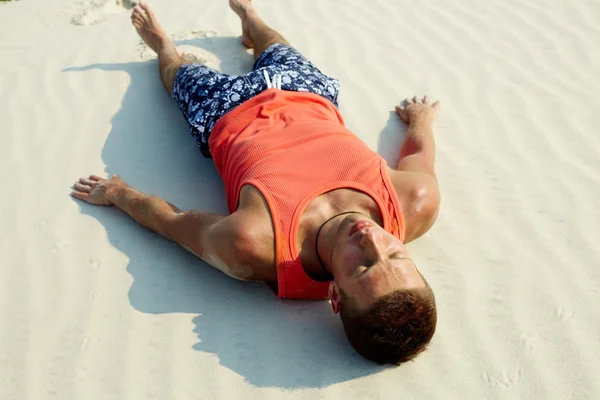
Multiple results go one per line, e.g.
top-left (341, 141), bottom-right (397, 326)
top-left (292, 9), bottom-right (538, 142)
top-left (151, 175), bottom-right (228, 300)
top-left (226, 201), bottom-right (277, 281)
top-left (386, 167), bottom-right (440, 243)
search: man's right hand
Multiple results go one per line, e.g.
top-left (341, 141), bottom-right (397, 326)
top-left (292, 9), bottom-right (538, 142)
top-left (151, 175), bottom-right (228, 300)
top-left (395, 95), bottom-right (440, 125)
top-left (71, 174), bottom-right (126, 206)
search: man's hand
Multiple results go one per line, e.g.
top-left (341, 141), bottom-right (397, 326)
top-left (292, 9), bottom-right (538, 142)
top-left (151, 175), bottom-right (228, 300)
top-left (395, 95), bottom-right (441, 125)
top-left (71, 174), bottom-right (126, 206)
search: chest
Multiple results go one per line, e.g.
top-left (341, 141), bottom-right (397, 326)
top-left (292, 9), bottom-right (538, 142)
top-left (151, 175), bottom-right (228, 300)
top-left (236, 184), bottom-right (383, 269)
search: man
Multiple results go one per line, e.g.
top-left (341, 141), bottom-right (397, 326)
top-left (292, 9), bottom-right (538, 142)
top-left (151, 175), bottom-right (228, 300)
top-left (71, 0), bottom-right (441, 365)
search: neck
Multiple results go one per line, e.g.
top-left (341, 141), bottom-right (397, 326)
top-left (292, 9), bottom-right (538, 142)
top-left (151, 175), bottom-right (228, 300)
top-left (315, 210), bottom-right (375, 280)
top-left (297, 188), bottom-right (383, 280)
top-left (315, 211), bottom-right (359, 279)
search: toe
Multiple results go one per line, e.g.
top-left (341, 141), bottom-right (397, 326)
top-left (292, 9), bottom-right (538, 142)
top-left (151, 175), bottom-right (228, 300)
top-left (139, 10), bottom-right (151, 23)
top-left (132, 9), bottom-right (144, 22)
top-left (139, 0), bottom-right (154, 16)
top-left (132, 16), bottom-right (144, 27)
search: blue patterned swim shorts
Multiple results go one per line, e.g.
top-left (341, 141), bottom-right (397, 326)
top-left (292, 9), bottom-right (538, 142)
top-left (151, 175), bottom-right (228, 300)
top-left (171, 43), bottom-right (341, 158)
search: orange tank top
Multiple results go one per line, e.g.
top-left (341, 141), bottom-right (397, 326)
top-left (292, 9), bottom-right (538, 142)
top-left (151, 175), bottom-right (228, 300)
top-left (209, 89), bottom-right (405, 299)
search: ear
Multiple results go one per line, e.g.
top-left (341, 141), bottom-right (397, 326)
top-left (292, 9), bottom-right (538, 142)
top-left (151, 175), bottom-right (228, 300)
top-left (328, 281), bottom-right (341, 314)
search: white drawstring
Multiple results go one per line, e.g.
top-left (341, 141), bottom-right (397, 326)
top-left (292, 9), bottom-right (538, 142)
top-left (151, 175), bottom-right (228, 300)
top-left (263, 70), bottom-right (272, 88)
top-left (263, 70), bottom-right (282, 89)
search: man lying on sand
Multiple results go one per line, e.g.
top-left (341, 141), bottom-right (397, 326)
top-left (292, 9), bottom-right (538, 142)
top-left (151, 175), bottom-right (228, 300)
top-left (71, 0), bottom-right (441, 365)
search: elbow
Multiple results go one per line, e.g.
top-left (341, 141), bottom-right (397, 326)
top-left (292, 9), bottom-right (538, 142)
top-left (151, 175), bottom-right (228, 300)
top-left (406, 181), bottom-right (440, 241)
top-left (226, 227), bottom-right (262, 281)
top-left (415, 183), bottom-right (440, 221)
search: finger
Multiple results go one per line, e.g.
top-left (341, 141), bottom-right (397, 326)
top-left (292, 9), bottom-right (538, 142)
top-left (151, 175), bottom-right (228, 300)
top-left (413, 95), bottom-right (421, 104)
top-left (395, 106), bottom-right (409, 122)
top-left (405, 97), bottom-right (413, 105)
top-left (89, 175), bottom-right (104, 182)
top-left (423, 95), bottom-right (430, 104)
top-left (71, 191), bottom-right (89, 201)
top-left (112, 174), bottom-right (121, 180)
top-left (74, 182), bottom-right (92, 193)
top-left (433, 100), bottom-right (441, 110)
top-left (79, 177), bottom-right (95, 186)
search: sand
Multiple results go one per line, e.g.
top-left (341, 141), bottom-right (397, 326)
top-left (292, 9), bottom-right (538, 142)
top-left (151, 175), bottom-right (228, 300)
top-left (1, 0), bottom-right (599, 398)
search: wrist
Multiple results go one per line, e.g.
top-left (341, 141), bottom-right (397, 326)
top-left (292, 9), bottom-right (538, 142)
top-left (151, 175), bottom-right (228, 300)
top-left (409, 117), bottom-right (434, 129)
top-left (409, 109), bottom-right (436, 126)
top-left (106, 182), bottom-right (129, 204)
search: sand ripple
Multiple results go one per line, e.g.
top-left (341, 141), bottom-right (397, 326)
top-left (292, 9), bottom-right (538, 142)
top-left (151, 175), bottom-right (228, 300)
top-left (0, 0), bottom-right (599, 398)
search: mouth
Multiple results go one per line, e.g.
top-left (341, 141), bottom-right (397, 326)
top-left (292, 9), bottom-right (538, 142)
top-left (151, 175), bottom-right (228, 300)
top-left (349, 220), bottom-right (372, 237)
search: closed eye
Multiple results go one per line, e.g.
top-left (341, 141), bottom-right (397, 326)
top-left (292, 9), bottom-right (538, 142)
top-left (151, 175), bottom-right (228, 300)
top-left (359, 266), bottom-right (371, 276)
top-left (357, 253), bottom-right (406, 276)
top-left (356, 261), bottom-right (373, 276)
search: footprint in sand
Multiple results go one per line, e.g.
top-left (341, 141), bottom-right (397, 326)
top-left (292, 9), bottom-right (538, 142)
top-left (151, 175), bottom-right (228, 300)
top-left (482, 367), bottom-right (522, 389)
top-left (138, 30), bottom-right (220, 70)
top-left (70, 0), bottom-right (139, 26)
top-left (68, 0), bottom-right (220, 68)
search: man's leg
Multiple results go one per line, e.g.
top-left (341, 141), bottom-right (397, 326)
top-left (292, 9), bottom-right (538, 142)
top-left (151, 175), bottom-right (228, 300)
top-left (229, 0), bottom-right (290, 60)
top-left (131, 0), bottom-right (186, 95)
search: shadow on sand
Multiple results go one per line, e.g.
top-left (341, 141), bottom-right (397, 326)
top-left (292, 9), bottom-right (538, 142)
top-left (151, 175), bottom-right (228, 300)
top-left (376, 111), bottom-right (408, 168)
top-left (64, 36), bottom-right (384, 388)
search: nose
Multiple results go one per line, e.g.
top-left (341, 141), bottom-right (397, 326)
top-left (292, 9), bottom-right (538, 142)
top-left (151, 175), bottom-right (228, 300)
top-left (359, 228), bottom-right (385, 262)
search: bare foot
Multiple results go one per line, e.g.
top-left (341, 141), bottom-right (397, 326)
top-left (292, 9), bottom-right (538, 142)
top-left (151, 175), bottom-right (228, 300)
top-left (229, 0), bottom-right (255, 48)
top-left (131, 0), bottom-right (170, 54)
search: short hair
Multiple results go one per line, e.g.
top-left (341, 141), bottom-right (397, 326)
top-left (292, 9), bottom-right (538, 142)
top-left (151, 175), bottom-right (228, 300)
top-left (339, 282), bottom-right (437, 365)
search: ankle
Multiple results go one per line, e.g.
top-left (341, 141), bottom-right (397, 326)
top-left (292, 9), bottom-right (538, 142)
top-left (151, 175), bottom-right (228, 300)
top-left (241, 7), bottom-right (259, 24)
top-left (157, 37), bottom-right (177, 54)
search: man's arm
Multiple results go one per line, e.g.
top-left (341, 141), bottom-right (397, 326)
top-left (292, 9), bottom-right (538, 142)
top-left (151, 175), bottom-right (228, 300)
top-left (395, 95), bottom-right (439, 177)
top-left (71, 174), bottom-right (256, 280)
top-left (392, 96), bottom-right (441, 242)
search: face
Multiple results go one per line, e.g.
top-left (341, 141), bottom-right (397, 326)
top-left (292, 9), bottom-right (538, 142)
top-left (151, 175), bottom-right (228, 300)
top-left (328, 215), bottom-right (425, 311)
